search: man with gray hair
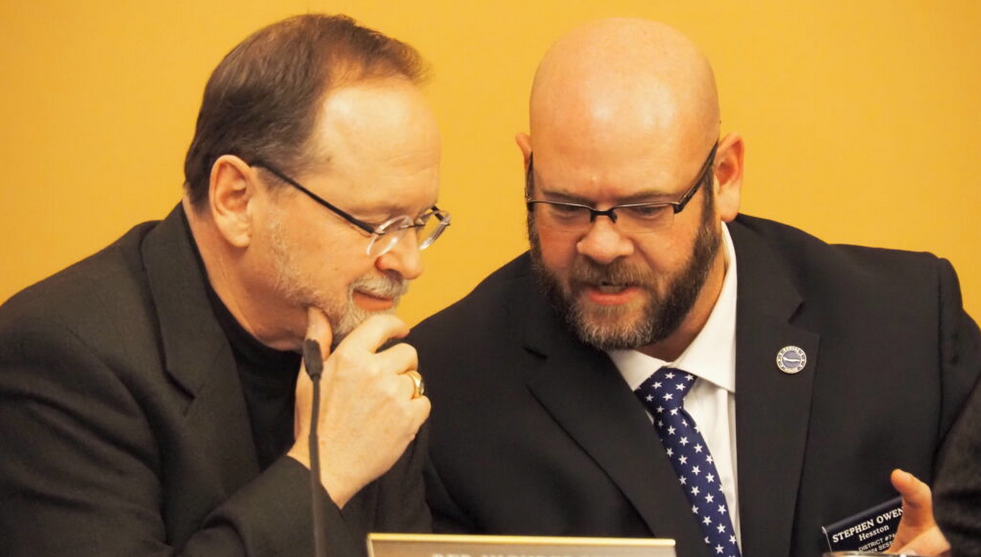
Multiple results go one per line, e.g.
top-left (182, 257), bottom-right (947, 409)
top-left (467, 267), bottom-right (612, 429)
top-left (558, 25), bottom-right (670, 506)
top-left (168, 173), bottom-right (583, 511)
top-left (0, 14), bottom-right (449, 557)
top-left (410, 18), bottom-right (978, 557)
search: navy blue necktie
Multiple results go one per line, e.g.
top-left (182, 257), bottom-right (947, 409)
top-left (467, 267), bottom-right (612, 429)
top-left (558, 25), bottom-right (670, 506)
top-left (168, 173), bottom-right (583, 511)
top-left (635, 367), bottom-right (741, 557)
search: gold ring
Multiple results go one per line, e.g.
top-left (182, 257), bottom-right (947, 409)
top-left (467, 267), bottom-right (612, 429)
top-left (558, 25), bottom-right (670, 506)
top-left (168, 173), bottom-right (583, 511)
top-left (404, 370), bottom-right (425, 399)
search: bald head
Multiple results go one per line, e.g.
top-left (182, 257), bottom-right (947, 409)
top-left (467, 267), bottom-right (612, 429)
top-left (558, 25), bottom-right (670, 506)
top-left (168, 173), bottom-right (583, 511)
top-left (526, 18), bottom-right (719, 182)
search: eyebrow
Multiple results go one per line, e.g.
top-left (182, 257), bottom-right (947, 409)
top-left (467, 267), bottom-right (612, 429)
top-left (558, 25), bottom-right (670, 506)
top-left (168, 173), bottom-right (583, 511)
top-left (348, 201), bottom-right (440, 222)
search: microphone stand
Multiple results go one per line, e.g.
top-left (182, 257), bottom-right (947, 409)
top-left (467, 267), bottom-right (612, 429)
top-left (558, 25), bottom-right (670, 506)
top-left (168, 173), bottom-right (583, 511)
top-left (303, 339), bottom-right (328, 557)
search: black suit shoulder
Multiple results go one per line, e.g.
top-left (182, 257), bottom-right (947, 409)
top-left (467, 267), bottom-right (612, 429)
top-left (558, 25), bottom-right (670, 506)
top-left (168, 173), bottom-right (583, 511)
top-left (414, 253), bottom-right (534, 340)
top-left (1, 218), bottom-right (154, 311)
top-left (0, 220), bottom-right (159, 369)
top-left (732, 213), bottom-right (945, 293)
top-left (734, 214), bottom-right (979, 434)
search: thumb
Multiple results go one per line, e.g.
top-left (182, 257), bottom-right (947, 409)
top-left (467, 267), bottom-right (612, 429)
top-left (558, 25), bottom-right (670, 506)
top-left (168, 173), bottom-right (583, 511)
top-left (891, 468), bottom-right (934, 526)
top-left (293, 307), bottom-right (333, 438)
top-left (305, 306), bottom-right (333, 365)
top-left (886, 468), bottom-right (952, 555)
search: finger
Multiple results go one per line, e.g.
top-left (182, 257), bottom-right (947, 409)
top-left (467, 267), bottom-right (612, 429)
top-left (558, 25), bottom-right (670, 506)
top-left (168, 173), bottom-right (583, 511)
top-left (401, 370), bottom-right (425, 399)
top-left (409, 395), bottom-right (432, 431)
top-left (306, 306), bottom-right (333, 359)
top-left (891, 468), bottom-right (935, 526)
top-left (373, 342), bottom-right (420, 376)
top-left (292, 364), bottom-right (313, 438)
top-left (296, 307), bottom-right (330, 434)
top-left (334, 314), bottom-right (410, 354)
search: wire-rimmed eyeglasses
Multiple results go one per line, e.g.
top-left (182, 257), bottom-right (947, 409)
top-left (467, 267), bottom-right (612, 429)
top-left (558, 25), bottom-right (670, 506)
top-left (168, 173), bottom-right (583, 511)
top-left (251, 161), bottom-right (450, 257)
top-left (525, 142), bottom-right (718, 235)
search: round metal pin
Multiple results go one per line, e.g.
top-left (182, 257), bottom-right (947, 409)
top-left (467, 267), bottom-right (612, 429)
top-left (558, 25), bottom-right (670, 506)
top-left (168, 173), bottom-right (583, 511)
top-left (776, 345), bottom-right (807, 374)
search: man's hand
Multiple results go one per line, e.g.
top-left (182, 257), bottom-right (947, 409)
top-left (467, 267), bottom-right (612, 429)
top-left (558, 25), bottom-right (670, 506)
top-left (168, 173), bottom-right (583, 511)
top-left (887, 469), bottom-right (951, 556)
top-left (288, 308), bottom-right (431, 508)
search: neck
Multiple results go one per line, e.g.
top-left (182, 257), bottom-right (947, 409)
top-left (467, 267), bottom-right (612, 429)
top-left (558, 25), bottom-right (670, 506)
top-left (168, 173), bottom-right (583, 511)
top-left (181, 197), bottom-right (304, 352)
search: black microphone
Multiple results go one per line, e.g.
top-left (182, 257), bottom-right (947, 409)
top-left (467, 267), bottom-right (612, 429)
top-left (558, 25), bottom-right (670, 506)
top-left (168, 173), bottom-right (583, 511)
top-left (302, 339), bottom-right (327, 557)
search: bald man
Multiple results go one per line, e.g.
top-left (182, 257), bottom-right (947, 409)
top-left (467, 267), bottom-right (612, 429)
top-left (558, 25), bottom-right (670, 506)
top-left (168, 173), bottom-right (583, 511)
top-left (407, 18), bottom-right (980, 557)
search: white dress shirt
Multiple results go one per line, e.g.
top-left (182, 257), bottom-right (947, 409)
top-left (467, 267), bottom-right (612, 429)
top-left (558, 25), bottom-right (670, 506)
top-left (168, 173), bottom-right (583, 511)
top-left (608, 222), bottom-right (740, 544)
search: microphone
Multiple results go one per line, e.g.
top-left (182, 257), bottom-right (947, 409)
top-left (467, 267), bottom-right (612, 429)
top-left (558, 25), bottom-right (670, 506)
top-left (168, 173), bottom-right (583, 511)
top-left (302, 339), bottom-right (328, 557)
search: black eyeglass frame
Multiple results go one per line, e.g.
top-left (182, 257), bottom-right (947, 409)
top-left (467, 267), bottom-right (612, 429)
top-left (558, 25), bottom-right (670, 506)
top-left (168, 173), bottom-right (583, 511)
top-left (524, 141), bottom-right (719, 225)
top-left (250, 160), bottom-right (449, 252)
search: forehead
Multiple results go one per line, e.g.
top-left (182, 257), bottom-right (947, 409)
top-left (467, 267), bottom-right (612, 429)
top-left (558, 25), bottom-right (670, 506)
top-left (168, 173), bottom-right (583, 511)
top-left (304, 78), bottom-right (442, 211)
top-left (530, 140), bottom-right (697, 203)
top-left (528, 59), bottom-right (716, 201)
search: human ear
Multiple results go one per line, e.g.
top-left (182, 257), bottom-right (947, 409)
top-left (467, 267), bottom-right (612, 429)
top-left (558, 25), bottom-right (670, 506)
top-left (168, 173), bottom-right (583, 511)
top-left (208, 155), bottom-right (256, 248)
top-left (515, 132), bottom-right (532, 168)
top-left (713, 133), bottom-right (744, 222)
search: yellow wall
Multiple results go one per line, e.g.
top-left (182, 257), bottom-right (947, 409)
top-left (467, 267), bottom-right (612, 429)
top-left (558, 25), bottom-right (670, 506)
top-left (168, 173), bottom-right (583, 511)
top-left (2, 1), bottom-right (979, 326)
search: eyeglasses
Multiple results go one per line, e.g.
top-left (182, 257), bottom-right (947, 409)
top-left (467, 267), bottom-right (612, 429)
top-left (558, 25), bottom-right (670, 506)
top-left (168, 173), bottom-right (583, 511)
top-left (251, 160), bottom-right (451, 258)
top-left (525, 142), bottom-right (718, 235)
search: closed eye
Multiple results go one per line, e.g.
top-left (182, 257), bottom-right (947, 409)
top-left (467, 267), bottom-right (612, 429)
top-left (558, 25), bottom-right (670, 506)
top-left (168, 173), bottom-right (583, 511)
top-left (621, 204), bottom-right (672, 220)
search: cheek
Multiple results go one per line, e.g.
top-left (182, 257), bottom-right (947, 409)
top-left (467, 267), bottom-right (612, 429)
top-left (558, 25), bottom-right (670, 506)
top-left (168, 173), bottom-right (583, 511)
top-left (300, 236), bottom-right (369, 289)
top-left (634, 219), bottom-right (703, 275)
top-left (635, 238), bottom-right (680, 272)
top-left (536, 231), bottom-right (579, 274)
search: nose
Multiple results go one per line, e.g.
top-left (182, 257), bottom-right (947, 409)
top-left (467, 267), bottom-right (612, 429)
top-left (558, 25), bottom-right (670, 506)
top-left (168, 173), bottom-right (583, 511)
top-left (576, 217), bottom-right (634, 265)
top-left (376, 231), bottom-right (424, 280)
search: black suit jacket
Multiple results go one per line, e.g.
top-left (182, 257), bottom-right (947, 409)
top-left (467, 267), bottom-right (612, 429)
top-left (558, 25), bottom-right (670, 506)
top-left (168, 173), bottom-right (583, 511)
top-left (935, 369), bottom-right (981, 557)
top-left (408, 214), bottom-right (981, 557)
top-left (0, 206), bottom-right (429, 557)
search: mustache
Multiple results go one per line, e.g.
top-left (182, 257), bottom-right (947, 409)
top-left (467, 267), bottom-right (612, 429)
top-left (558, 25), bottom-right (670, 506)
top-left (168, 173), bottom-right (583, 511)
top-left (350, 275), bottom-right (410, 300)
top-left (568, 259), bottom-right (655, 288)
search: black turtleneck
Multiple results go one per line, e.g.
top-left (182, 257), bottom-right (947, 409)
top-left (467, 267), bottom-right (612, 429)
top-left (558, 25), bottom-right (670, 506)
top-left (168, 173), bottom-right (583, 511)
top-left (183, 211), bottom-right (301, 471)
top-left (208, 288), bottom-right (301, 470)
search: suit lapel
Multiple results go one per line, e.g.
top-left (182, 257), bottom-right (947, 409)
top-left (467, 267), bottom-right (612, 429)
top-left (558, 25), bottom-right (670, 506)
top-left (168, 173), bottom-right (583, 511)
top-left (729, 219), bottom-right (819, 557)
top-left (515, 272), bottom-right (710, 556)
top-left (142, 206), bottom-right (259, 493)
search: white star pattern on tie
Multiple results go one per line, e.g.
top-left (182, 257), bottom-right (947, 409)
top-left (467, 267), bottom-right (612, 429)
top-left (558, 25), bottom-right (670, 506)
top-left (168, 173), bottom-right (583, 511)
top-left (635, 367), bottom-right (741, 557)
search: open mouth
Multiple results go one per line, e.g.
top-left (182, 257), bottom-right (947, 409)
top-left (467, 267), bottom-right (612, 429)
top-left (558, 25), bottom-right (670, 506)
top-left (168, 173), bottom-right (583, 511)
top-left (581, 282), bottom-right (640, 305)
top-left (594, 281), bottom-right (631, 294)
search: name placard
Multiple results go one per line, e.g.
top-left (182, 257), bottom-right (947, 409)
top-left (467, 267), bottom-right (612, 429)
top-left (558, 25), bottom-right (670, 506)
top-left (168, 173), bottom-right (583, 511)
top-left (821, 497), bottom-right (903, 553)
top-left (367, 534), bottom-right (676, 557)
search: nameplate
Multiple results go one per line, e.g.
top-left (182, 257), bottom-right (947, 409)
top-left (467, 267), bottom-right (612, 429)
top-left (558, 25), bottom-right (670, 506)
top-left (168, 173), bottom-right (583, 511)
top-left (821, 496), bottom-right (903, 553)
top-left (367, 533), bottom-right (676, 557)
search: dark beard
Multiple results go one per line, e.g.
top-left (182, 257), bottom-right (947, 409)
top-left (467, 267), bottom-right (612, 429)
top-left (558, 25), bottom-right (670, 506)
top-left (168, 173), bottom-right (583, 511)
top-left (529, 205), bottom-right (720, 351)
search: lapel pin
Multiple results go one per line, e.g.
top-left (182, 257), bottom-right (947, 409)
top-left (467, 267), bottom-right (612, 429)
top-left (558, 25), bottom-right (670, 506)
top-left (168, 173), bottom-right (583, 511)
top-left (776, 345), bottom-right (807, 374)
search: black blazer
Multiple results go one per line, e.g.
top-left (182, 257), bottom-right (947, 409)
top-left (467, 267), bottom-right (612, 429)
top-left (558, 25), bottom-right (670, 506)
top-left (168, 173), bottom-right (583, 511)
top-left (408, 214), bottom-right (981, 557)
top-left (935, 370), bottom-right (981, 557)
top-left (0, 206), bottom-right (429, 557)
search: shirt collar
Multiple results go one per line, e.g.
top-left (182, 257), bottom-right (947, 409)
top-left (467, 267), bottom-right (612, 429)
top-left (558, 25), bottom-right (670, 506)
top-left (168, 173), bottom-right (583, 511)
top-left (610, 222), bottom-right (738, 393)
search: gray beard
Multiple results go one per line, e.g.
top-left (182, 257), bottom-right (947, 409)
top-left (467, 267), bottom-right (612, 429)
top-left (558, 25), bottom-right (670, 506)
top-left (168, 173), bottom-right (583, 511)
top-left (266, 208), bottom-right (407, 348)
